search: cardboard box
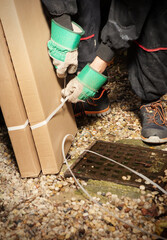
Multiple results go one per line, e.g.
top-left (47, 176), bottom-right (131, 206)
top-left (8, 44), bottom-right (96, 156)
top-left (0, 0), bottom-right (77, 174)
top-left (0, 22), bottom-right (41, 178)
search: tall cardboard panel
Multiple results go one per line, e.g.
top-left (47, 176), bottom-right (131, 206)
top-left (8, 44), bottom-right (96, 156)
top-left (0, 22), bottom-right (41, 177)
top-left (0, 0), bottom-right (77, 174)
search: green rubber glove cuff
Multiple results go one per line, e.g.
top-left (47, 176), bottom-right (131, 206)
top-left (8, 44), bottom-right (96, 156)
top-left (51, 19), bottom-right (84, 51)
top-left (78, 87), bottom-right (95, 101)
top-left (76, 64), bottom-right (108, 100)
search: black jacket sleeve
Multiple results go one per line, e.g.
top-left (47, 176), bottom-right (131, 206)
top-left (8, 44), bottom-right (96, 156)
top-left (97, 0), bottom-right (153, 62)
top-left (41, 0), bottom-right (77, 16)
top-left (41, 0), bottom-right (77, 30)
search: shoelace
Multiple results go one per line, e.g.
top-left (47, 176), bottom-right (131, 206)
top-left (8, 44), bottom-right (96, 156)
top-left (86, 88), bottom-right (110, 106)
top-left (141, 101), bottom-right (167, 126)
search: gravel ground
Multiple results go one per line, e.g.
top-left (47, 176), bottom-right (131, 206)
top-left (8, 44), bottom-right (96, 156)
top-left (0, 53), bottom-right (167, 240)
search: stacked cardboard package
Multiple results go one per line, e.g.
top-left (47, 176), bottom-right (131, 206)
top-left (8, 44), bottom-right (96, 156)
top-left (0, 0), bottom-right (77, 177)
top-left (0, 22), bottom-right (41, 177)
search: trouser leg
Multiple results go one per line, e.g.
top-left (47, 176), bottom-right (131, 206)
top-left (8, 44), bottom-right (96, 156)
top-left (72, 0), bottom-right (112, 71)
top-left (72, 0), bottom-right (101, 71)
top-left (128, 44), bottom-right (167, 102)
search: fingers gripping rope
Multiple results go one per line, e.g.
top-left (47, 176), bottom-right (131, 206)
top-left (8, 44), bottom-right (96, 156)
top-left (62, 134), bottom-right (167, 240)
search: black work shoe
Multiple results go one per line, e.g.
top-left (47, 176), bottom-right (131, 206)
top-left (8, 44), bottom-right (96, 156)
top-left (73, 87), bottom-right (111, 117)
top-left (140, 100), bottom-right (167, 143)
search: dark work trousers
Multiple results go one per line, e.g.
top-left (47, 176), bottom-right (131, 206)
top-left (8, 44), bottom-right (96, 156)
top-left (128, 0), bottom-right (167, 102)
top-left (72, 0), bottom-right (111, 71)
top-left (72, 0), bottom-right (167, 102)
top-left (128, 44), bottom-right (167, 102)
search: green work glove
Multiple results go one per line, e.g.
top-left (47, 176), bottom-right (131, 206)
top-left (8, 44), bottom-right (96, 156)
top-left (48, 20), bottom-right (84, 78)
top-left (61, 64), bottom-right (107, 103)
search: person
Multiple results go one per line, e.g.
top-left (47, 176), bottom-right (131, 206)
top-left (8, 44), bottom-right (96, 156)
top-left (42, 0), bottom-right (112, 117)
top-left (41, 0), bottom-right (167, 144)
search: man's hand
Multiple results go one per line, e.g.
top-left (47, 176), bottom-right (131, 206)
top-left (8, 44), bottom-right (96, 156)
top-left (48, 43), bottom-right (78, 78)
top-left (61, 64), bottom-right (108, 103)
top-left (61, 78), bottom-right (84, 103)
top-left (90, 56), bottom-right (108, 73)
top-left (48, 20), bottom-right (84, 78)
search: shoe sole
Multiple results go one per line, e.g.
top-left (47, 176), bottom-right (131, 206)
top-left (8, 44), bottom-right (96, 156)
top-left (85, 106), bottom-right (111, 117)
top-left (141, 136), bottom-right (167, 144)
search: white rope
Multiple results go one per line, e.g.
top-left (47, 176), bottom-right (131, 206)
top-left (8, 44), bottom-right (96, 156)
top-left (31, 97), bottom-right (69, 130)
top-left (85, 150), bottom-right (167, 195)
top-left (62, 134), bottom-right (167, 240)
top-left (7, 94), bottom-right (69, 132)
top-left (8, 120), bottom-right (29, 131)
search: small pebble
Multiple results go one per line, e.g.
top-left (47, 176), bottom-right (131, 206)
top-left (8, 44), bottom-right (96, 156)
top-left (139, 185), bottom-right (145, 191)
